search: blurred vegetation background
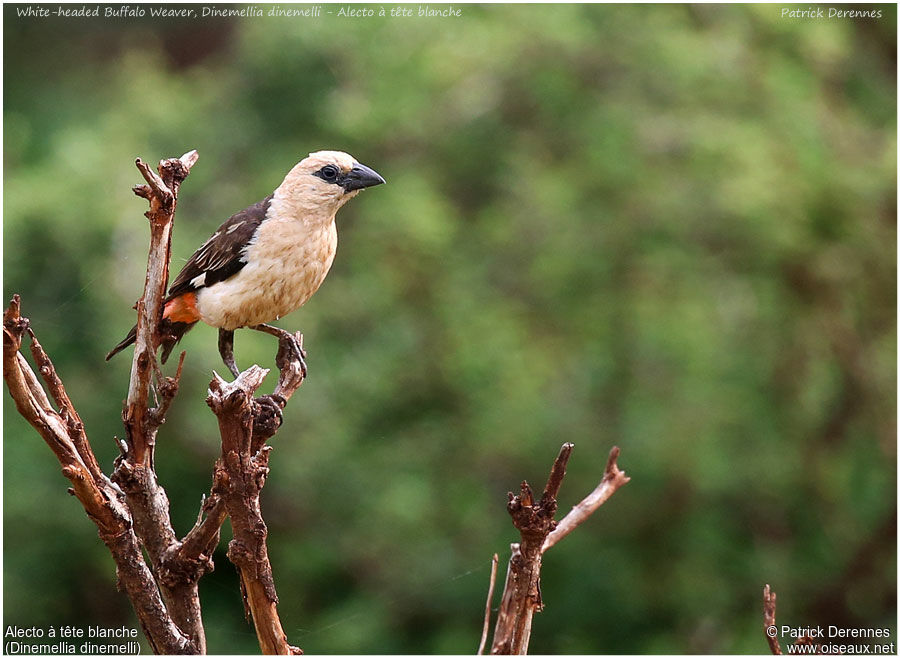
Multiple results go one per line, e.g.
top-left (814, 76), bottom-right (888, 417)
top-left (3, 3), bottom-right (896, 654)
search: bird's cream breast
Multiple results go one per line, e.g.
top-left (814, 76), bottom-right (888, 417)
top-left (196, 217), bottom-right (337, 330)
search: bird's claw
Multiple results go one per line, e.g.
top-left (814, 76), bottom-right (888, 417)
top-left (275, 333), bottom-right (307, 379)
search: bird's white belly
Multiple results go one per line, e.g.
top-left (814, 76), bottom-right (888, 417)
top-left (196, 219), bottom-right (336, 330)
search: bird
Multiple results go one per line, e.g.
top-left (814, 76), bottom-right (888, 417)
top-left (106, 150), bottom-right (385, 378)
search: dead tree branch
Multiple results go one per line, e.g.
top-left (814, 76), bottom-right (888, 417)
top-left (5, 149), bottom-right (305, 655)
top-left (177, 329), bottom-right (308, 588)
top-left (487, 444), bottom-right (629, 655)
top-left (490, 442), bottom-right (573, 655)
top-left (112, 150), bottom-right (208, 652)
top-left (764, 584), bottom-right (820, 655)
top-left (478, 554), bottom-right (500, 655)
top-left (3, 296), bottom-right (192, 654)
top-left (207, 367), bottom-right (302, 655)
top-left (124, 150), bottom-right (198, 466)
top-left (764, 584), bottom-right (783, 655)
top-left (542, 446), bottom-right (630, 553)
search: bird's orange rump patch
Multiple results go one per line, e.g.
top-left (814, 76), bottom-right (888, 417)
top-left (163, 292), bottom-right (201, 323)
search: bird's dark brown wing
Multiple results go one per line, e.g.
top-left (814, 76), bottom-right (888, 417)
top-left (166, 194), bottom-right (273, 301)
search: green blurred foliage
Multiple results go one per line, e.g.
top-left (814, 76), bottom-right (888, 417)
top-left (3, 3), bottom-right (896, 654)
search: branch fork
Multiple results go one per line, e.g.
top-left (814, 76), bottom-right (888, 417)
top-left (485, 443), bottom-right (630, 655)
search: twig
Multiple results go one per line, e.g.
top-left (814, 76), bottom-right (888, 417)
top-left (764, 584), bottom-right (783, 655)
top-left (148, 350), bottom-right (186, 429)
top-left (207, 366), bottom-right (302, 655)
top-left (478, 554), bottom-right (500, 655)
top-left (136, 158), bottom-right (172, 205)
top-left (763, 585), bottom-right (820, 654)
top-left (491, 543), bottom-right (526, 655)
top-left (542, 446), bottom-right (630, 553)
top-left (26, 326), bottom-right (104, 483)
top-left (176, 493), bottom-right (228, 570)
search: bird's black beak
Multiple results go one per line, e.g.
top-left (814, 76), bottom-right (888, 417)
top-left (342, 163), bottom-right (386, 192)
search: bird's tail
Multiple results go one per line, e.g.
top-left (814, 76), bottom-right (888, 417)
top-left (106, 294), bottom-right (201, 363)
top-left (158, 319), bottom-right (197, 363)
top-left (105, 320), bottom-right (198, 363)
top-left (105, 325), bottom-right (138, 361)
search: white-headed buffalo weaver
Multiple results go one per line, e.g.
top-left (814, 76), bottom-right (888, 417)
top-left (107, 150), bottom-right (385, 377)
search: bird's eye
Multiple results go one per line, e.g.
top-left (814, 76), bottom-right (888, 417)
top-left (320, 165), bottom-right (339, 181)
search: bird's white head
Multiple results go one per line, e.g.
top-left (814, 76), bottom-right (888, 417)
top-left (276, 150), bottom-right (385, 219)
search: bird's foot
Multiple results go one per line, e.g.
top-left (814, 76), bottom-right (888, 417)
top-left (275, 332), bottom-right (307, 379)
top-left (251, 323), bottom-right (307, 379)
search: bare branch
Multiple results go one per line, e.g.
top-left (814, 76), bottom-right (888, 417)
top-left (135, 158), bottom-right (172, 205)
top-left (179, 149), bottom-right (200, 169)
top-left (207, 366), bottom-right (301, 655)
top-left (542, 446), bottom-right (630, 553)
top-left (133, 184), bottom-right (153, 200)
top-left (489, 444), bottom-right (630, 654)
top-left (124, 152), bottom-right (198, 466)
top-left (763, 585), bottom-right (817, 655)
top-left (3, 296), bottom-right (193, 654)
top-left (478, 554), bottom-right (500, 655)
top-left (111, 151), bottom-right (207, 652)
top-left (148, 350), bottom-right (186, 429)
top-left (541, 442), bottom-right (573, 503)
top-left (176, 492), bottom-right (228, 572)
top-left (764, 584), bottom-right (783, 655)
top-left (491, 443), bottom-right (574, 655)
top-left (26, 327), bottom-right (104, 481)
top-left (491, 543), bottom-right (524, 655)
top-left (175, 337), bottom-right (308, 619)
top-left (6, 149), bottom-right (307, 656)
